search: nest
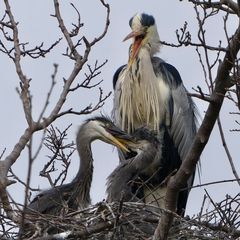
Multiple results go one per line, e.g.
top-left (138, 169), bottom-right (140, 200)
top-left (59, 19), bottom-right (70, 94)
top-left (12, 201), bottom-right (239, 240)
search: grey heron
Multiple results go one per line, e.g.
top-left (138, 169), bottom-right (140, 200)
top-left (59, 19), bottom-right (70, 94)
top-left (25, 117), bottom-right (130, 216)
top-left (112, 13), bottom-right (198, 215)
top-left (107, 126), bottom-right (183, 212)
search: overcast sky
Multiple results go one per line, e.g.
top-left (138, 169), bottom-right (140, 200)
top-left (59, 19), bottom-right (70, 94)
top-left (0, 0), bottom-right (239, 218)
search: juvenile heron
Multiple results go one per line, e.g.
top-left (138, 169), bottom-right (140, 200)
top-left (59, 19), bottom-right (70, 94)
top-left (107, 127), bottom-right (162, 203)
top-left (112, 13), bottom-right (198, 215)
top-left (107, 126), bottom-right (186, 214)
top-left (26, 117), bottom-right (129, 215)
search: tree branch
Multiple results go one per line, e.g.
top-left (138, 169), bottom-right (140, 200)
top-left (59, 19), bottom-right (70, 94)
top-left (154, 17), bottom-right (240, 240)
top-left (217, 117), bottom-right (240, 186)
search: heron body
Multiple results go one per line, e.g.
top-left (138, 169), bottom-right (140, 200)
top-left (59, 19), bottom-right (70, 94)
top-left (26, 117), bottom-right (129, 215)
top-left (112, 13), bottom-right (198, 215)
top-left (107, 125), bottom-right (183, 211)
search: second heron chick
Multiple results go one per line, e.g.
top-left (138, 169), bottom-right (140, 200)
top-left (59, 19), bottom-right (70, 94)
top-left (106, 127), bottom-right (164, 203)
top-left (107, 124), bottom-right (191, 216)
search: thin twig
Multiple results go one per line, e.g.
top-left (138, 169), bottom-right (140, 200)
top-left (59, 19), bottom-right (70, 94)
top-left (217, 117), bottom-right (240, 186)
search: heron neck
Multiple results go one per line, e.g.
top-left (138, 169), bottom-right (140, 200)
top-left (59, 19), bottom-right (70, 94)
top-left (120, 48), bottom-right (167, 133)
top-left (73, 130), bottom-right (94, 207)
top-left (74, 142), bottom-right (93, 182)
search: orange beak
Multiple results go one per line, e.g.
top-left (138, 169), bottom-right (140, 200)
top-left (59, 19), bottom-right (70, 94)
top-left (123, 31), bottom-right (144, 66)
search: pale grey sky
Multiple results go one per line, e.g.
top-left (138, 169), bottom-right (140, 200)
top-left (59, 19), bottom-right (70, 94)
top-left (0, 0), bottom-right (239, 218)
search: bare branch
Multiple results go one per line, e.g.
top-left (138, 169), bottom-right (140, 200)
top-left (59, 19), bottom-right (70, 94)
top-left (69, 60), bottom-right (108, 91)
top-left (52, 0), bottom-right (82, 61)
top-left (0, 148), bottom-right (6, 160)
top-left (89, 0), bottom-right (110, 47)
top-left (40, 124), bottom-right (75, 187)
top-left (188, 0), bottom-right (239, 15)
top-left (8, 169), bottom-right (39, 192)
top-left (69, 3), bottom-right (83, 37)
top-left (20, 39), bottom-right (62, 59)
top-left (155, 12), bottom-right (240, 240)
top-left (56, 88), bottom-right (111, 119)
top-left (37, 64), bottom-right (58, 123)
top-left (0, 185), bottom-right (18, 223)
top-left (192, 178), bottom-right (240, 189)
top-left (217, 117), bottom-right (240, 186)
top-left (4, 0), bottom-right (33, 126)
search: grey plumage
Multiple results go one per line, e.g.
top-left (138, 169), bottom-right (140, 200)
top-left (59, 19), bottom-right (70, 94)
top-left (26, 117), bottom-right (129, 215)
top-left (107, 127), bottom-right (162, 202)
top-left (18, 117), bottom-right (132, 238)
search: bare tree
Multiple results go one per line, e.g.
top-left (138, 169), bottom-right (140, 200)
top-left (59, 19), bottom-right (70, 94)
top-left (0, 0), bottom-right (110, 238)
top-left (1, 1), bottom-right (240, 240)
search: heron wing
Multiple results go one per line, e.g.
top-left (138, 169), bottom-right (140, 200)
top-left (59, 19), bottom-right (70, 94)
top-left (27, 185), bottom-right (73, 214)
top-left (152, 57), bottom-right (198, 215)
top-left (152, 57), bottom-right (197, 161)
top-left (152, 57), bottom-right (198, 191)
top-left (27, 189), bottom-right (61, 214)
top-left (171, 82), bottom-right (198, 160)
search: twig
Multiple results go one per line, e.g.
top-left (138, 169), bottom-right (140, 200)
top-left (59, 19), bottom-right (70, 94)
top-left (89, 0), bottom-right (110, 47)
top-left (0, 148), bottom-right (6, 160)
top-left (37, 64), bottom-right (58, 123)
top-left (217, 117), bottom-right (240, 186)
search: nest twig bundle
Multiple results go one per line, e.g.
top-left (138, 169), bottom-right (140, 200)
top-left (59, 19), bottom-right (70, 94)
top-left (8, 199), bottom-right (238, 240)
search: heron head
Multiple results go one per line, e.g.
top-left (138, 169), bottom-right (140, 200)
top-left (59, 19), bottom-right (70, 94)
top-left (124, 13), bottom-right (160, 66)
top-left (85, 117), bottom-right (134, 153)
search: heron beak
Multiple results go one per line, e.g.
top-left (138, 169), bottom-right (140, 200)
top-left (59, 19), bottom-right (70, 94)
top-left (108, 135), bottom-right (130, 153)
top-left (106, 127), bottom-right (135, 152)
top-left (123, 31), bottom-right (137, 42)
top-left (123, 31), bottom-right (145, 67)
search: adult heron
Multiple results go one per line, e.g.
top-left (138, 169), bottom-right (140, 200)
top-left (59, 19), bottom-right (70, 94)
top-left (25, 117), bottom-right (130, 216)
top-left (112, 13), bottom-right (198, 215)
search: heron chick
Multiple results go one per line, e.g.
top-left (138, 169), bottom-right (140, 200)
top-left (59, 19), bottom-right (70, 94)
top-left (25, 117), bottom-right (130, 216)
top-left (106, 127), bottom-right (163, 203)
top-left (106, 126), bottom-right (182, 212)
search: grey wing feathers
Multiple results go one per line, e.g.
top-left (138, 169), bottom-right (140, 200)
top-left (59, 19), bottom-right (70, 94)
top-left (152, 57), bottom-right (198, 163)
top-left (171, 86), bottom-right (199, 189)
top-left (27, 186), bottom-right (67, 214)
top-left (27, 190), bottom-right (59, 214)
top-left (171, 84), bottom-right (197, 161)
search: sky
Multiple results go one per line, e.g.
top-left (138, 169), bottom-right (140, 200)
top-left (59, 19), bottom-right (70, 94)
top-left (0, 0), bottom-right (239, 219)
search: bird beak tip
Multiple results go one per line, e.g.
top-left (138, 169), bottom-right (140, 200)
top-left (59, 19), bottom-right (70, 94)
top-left (114, 139), bottom-right (130, 152)
top-left (106, 130), bottom-right (130, 152)
top-left (123, 31), bottom-right (135, 42)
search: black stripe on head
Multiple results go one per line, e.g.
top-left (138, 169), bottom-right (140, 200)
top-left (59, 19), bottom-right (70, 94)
top-left (129, 16), bottom-right (134, 28)
top-left (140, 13), bottom-right (155, 27)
